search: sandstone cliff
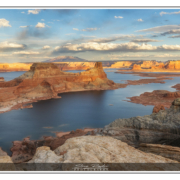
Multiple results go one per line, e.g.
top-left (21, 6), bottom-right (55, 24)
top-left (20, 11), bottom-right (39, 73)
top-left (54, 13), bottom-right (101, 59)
top-left (0, 62), bottom-right (123, 113)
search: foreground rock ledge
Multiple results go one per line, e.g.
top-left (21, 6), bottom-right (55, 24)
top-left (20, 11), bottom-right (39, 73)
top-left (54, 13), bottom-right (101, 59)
top-left (0, 62), bottom-right (125, 113)
top-left (24, 136), bottom-right (178, 171)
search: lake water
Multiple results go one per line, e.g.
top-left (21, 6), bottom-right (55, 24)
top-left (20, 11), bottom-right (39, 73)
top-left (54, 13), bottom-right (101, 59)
top-left (0, 70), bottom-right (180, 155)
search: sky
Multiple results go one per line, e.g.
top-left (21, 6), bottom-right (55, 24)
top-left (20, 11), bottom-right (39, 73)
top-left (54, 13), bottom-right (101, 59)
top-left (1, 8), bottom-right (180, 62)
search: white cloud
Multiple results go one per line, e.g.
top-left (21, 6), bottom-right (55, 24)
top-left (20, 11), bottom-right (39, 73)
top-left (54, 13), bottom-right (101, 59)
top-left (43, 45), bottom-right (50, 49)
top-left (108, 53), bottom-right (180, 59)
top-left (73, 28), bottom-right (97, 32)
top-left (20, 26), bottom-right (28, 28)
top-left (0, 19), bottom-right (11, 28)
top-left (131, 39), bottom-right (160, 43)
top-left (160, 11), bottom-right (180, 16)
top-left (0, 41), bottom-right (25, 50)
top-left (53, 42), bottom-right (180, 53)
top-left (54, 42), bottom-right (157, 52)
top-left (28, 9), bottom-right (41, 15)
top-left (137, 25), bottom-right (180, 33)
top-left (73, 28), bottom-right (79, 31)
top-left (35, 22), bottom-right (45, 28)
top-left (90, 35), bottom-right (142, 43)
top-left (81, 28), bottom-right (97, 32)
top-left (13, 51), bottom-right (40, 55)
top-left (137, 19), bottom-right (143, 22)
top-left (114, 16), bottom-right (123, 19)
top-left (21, 12), bottom-right (25, 14)
top-left (41, 19), bottom-right (45, 21)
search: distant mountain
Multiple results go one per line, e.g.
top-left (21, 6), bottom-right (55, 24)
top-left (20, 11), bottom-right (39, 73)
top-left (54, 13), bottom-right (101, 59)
top-left (44, 56), bottom-right (87, 62)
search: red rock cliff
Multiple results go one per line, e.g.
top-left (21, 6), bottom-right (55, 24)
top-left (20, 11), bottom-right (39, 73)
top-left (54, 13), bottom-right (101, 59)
top-left (0, 62), bottom-right (121, 113)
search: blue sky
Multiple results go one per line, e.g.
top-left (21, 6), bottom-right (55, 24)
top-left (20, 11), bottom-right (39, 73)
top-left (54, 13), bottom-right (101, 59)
top-left (0, 8), bottom-right (180, 62)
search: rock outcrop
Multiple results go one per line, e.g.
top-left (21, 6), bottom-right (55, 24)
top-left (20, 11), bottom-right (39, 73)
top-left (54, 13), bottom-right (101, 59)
top-left (0, 62), bottom-right (123, 113)
top-left (0, 147), bottom-right (16, 171)
top-left (127, 90), bottom-right (180, 108)
top-left (26, 136), bottom-right (179, 171)
top-left (139, 143), bottom-right (180, 162)
top-left (0, 63), bottom-right (32, 72)
top-left (101, 98), bottom-right (180, 147)
top-left (152, 105), bottom-right (165, 113)
top-left (132, 64), bottom-right (142, 71)
top-left (0, 77), bottom-right (4, 82)
top-left (10, 129), bottom-right (96, 163)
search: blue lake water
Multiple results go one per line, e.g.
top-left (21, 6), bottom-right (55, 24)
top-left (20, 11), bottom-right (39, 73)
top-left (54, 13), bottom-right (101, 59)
top-left (0, 70), bottom-right (180, 154)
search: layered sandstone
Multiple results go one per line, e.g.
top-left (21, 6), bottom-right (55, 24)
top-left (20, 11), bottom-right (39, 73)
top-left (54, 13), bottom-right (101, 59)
top-left (0, 63), bottom-right (32, 72)
top-left (26, 136), bottom-right (179, 171)
top-left (132, 64), bottom-right (142, 71)
top-left (101, 98), bottom-right (180, 148)
top-left (0, 62), bottom-right (124, 113)
top-left (139, 143), bottom-right (180, 162)
top-left (127, 90), bottom-right (180, 108)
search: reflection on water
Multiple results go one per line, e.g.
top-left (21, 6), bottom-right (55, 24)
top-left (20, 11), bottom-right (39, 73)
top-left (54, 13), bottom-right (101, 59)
top-left (0, 71), bottom-right (180, 154)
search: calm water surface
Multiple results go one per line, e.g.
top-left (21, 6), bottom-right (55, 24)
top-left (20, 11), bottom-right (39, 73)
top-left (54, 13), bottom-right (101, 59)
top-left (0, 70), bottom-right (180, 154)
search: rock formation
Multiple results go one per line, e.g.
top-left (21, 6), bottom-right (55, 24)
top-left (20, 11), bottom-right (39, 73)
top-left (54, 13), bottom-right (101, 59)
top-left (101, 98), bottom-right (180, 147)
top-left (10, 129), bottom-right (96, 163)
top-left (0, 147), bottom-right (16, 171)
top-left (152, 105), bottom-right (165, 113)
top-left (139, 143), bottom-right (180, 162)
top-left (26, 136), bottom-right (179, 171)
top-left (0, 77), bottom-right (4, 82)
top-left (165, 60), bottom-right (180, 70)
top-left (127, 90), bottom-right (180, 108)
top-left (0, 63), bottom-right (32, 72)
top-left (132, 64), bottom-right (142, 71)
top-left (0, 62), bottom-right (124, 113)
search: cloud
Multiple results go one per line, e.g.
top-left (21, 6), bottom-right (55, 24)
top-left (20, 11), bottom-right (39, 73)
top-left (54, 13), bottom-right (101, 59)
top-left (20, 26), bottom-right (28, 28)
top-left (35, 22), bottom-right (45, 28)
top-left (169, 35), bottom-right (180, 38)
top-left (137, 19), bottom-right (143, 22)
top-left (114, 16), bottom-right (123, 19)
top-left (0, 19), bottom-right (11, 28)
top-left (21, 12), bottom-right (25, 14)
top-left (41, 19), bottom-right (45, 21)
top-left (81, 28), bottom-right (97, 32)
top-left (161, 29), bottom-right (180, 36)
top-left (53, 42), bottom-right (180, 53)
top-left (13, 51), bottom-right (40, 55)
top-left (90, 35), bottom-right (141, 43)
top-left (73, 28), bottom-right (79, 31)
top-left (108, 53), bottom-right (180, 59)
top-left (53, 42), bottom-right (157, 53)
top-left (17, 26), bottom-right (51, 40)
top-left (0, 41), bottom-right (26, 51)
top-left (43, 45), bottom-right (50, 49)
top-left (137, 25), bottom-right (180, 33)
top-left (73, 28), bottom-right (97, 32)
top-left (131, 39), bottom-right (160, 43)
top-left (28, 9), bottom-right (41, 15)
top-left (160, 11), bottom-right (180, 16)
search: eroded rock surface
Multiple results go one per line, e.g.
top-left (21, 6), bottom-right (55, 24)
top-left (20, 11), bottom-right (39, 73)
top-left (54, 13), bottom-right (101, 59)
top-left (27, 136), bottom-right (179, 171)
top-left (0, 62), bottom-right (124, 113)
top-left (0, 147), bottom-right (16, 171)
top-left (101, 98), bottom-right (180, 147)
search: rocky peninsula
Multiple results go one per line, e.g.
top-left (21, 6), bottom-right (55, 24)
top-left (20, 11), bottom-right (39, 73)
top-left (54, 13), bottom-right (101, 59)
top-left (0, 62), bottom-right (125, 114)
